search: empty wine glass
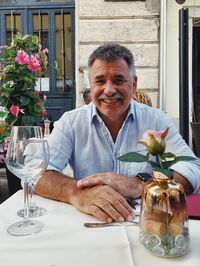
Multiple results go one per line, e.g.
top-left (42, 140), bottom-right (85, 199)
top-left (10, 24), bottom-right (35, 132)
top-left (5, 126), bottom-right (49, 236)
top-left (17, 139), bottom-right (49, 218)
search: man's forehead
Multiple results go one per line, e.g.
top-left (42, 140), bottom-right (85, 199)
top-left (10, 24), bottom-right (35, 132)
top-left (90, 58), bottom-right (129, 75)
top-left (92, 58), bottom-right (128, 66)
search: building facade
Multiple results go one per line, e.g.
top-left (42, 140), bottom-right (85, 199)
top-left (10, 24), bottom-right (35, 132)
top-left (76, 0), bottom-right (160, 107)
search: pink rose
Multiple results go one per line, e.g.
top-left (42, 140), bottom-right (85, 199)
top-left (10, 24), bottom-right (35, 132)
top-left (138, 128), bottom-right (169, 156)
top-left (15, 50), bottom-right (29, 65)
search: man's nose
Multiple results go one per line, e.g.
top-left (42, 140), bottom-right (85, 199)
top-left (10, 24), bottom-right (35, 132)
top-left (104, 81), bottom-right (116, 95)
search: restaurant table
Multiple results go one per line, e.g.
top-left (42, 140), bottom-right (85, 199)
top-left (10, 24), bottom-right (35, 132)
top-left (0, 190), bottom-right (199, 266)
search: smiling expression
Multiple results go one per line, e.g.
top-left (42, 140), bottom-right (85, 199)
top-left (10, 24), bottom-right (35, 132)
top-left (90, 58), bottom-right (137, 124)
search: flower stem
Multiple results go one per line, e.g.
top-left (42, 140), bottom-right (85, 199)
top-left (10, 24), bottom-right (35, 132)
top-left (158, 155), bottom-right (164, 169)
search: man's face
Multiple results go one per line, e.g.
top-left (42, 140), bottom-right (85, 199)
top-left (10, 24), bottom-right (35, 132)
top-left (90, 58), bottom-right (137, 122)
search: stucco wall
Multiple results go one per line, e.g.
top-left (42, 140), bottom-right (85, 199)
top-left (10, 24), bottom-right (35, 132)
top-left (75, 0), bottom-right (160, 106)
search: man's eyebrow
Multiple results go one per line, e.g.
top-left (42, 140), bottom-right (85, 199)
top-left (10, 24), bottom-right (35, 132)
top-left (113, 74), bottom-right (124, 78)
top-left (95, 75), bottom-right (105, 80)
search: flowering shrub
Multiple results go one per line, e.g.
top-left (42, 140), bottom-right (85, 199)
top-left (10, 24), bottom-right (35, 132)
top-left (0, 33), bottom-right (48, 163)
top-left (118, 127), bottom-right (194, 177)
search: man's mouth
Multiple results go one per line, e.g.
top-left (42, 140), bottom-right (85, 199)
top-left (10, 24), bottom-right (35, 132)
top-left (102, 98), bottom-right (120, 104)
top-left (98, 93), bottom-right (123, 103)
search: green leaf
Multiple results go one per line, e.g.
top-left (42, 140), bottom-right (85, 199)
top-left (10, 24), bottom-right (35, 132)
top-left (20, 95), bottom-right (30, 106)
top-left (167, 156), bottom-right (195, 167)
top-left (0, 111), bottom-right (7, 119)
top-left (117, 152), bottom-right (148, 163)
top-left (6, 114), bottom-right (18, 126)
top-left (0, 129), bottom-right (10, 143)
top-left (162, 152), bottom-right (176, 159)
top-left (151, 166), bottom-right (173, 177)
top-left (21, 115), bottom-right (36, 126)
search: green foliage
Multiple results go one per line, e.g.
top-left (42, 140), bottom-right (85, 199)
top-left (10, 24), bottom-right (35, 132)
top-left (117, 152), bottom-right (195, 177)
top-left (0, 33), bottom-right (48, 145)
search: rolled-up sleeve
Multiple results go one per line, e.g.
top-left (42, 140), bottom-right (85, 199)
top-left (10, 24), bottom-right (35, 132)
top-left (171, 160), bottom-right (200, 193)
top-left (47, 113), bottom-right (73, 173)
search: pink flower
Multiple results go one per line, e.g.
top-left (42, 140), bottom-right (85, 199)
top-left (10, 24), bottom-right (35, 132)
top-left (36, 102), bottom-right (42, 107)
top-left (35, 54), bottom-right (40, 61)
top-left (10, 105), bottom-right (20, 117)
top-left (42, 48), bottom-right (48, 54)
top-left (43, 95), bottom-right (47, 102)
top-left (34, 91), bottom-right (40, 97)
top-left (138, 128), bottom-right (169, 156)
top-left (40, 109), bottom-right (47, 116)
top-left (27, 55), bottom-right (41, 71)
top-left (15, 50), bottom-right (29, 65)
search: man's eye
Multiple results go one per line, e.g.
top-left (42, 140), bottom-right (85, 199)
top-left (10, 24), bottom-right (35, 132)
top-left (96, 80), bottom-right (105, 84)
top-left (114, 78), bottom-right (124, 84)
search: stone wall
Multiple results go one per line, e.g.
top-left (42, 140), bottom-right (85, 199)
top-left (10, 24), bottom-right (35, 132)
top-left (76, 0), bottom-right (160, 107)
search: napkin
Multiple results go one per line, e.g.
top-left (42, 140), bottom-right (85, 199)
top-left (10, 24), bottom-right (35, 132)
top-left (186, 194), bottom-right (200, 219)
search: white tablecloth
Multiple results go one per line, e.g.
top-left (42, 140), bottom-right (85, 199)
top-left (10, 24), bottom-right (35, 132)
top-left (0, 190), bottom-right (199, 266)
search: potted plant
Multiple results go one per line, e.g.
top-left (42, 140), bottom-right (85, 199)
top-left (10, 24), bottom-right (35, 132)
top-left (0, 33), bottom-right (48, 194)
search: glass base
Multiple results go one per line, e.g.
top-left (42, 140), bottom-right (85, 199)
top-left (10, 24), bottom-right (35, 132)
top-left (139, 230), bottom-right (190, 257)
top-left (7, 220), bottom-right (44, 236)
top-left (17, 206), bottom-right (47, 218)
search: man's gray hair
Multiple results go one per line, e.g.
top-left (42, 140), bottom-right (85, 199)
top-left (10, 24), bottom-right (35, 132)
top-left (88, 44), bottom-right (136, 78)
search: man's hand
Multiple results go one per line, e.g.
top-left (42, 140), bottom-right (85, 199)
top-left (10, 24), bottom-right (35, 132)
top-left (35, 171), bottom-right (134, 223)
top-left (71, 184), bottom-right (134, 223)
top-left (77, 172), bottom-right (144, 199)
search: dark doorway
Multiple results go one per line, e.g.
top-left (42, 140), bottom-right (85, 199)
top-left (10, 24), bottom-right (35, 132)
top-left (192, 25), bottom-right (200, 156)
top-left (193, 26), bottom-right (200, 123)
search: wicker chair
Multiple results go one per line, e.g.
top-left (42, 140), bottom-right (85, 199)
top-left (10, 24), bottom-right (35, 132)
top-left (133, 90), bottom-right (152, 107)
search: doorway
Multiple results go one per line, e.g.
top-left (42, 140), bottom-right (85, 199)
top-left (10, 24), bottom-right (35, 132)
top-left (193, 26), bottom-right (200, 123)
top-left (192, 24), bottom-right (200, 156)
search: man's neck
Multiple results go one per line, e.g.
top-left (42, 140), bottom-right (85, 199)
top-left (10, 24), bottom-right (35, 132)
top-left (100, 115), bottom-right (126, 142)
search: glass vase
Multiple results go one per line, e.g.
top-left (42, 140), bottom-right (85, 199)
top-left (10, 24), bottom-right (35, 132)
top-left (139, 171), bottom-right (190, 257)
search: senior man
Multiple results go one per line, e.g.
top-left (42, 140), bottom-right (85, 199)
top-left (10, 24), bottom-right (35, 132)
top-left (36, 44), bottom-right (200, 223)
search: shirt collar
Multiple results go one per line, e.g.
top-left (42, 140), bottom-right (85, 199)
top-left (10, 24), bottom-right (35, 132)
top-left (90, 100), bottom-right (136, 123)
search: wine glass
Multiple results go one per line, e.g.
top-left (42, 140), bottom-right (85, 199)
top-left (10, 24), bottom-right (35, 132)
top-left (5, 126), bottom-right (49, 236)
top-left (17, 139), bottom-right (49, 218)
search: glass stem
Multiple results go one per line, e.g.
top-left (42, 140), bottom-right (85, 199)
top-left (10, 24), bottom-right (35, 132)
top-left (28, 181), bottom-right (36, 210)
top-left (23, 180), bottom-right (30, 223)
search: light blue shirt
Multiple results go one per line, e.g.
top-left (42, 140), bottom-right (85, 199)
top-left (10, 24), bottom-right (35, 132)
top-left (47, 100), bottom-right (200, 193)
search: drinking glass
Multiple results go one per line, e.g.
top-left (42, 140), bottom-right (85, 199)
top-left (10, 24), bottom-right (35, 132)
top-left (17, 138), bottom-right (49, 218)
top-left (17, 179), bottom-right (47, 218)
top-left (5, 126), bottom-right (49, 236)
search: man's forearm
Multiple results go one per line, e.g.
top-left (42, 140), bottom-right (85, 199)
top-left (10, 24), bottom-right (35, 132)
top-left (172, 171), bottom-right (193, 195)
top-left (35, 170), bottom-right (78, 203)
top-left (35, 170), bottom-right (134, 222)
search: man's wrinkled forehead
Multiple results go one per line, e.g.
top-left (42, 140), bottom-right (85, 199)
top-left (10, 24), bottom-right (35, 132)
top-left (92, 58), bottom-right (129, 70)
